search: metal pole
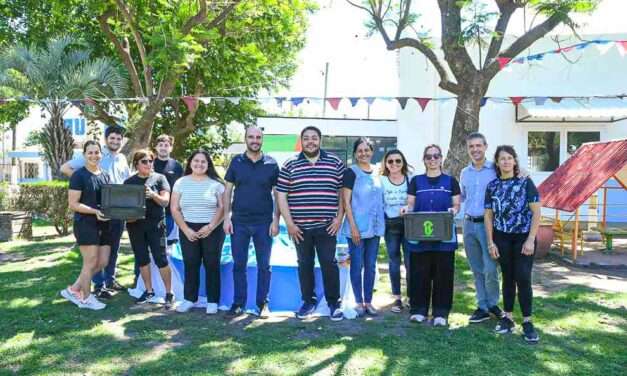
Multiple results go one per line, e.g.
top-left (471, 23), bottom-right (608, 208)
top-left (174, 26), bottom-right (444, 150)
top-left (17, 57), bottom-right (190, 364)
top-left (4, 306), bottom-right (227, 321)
top-left (322, 62), bottom-right (329, 117)
top-left (572, 208), bottom-right (579, 261)
top-left (602, 187), bottom-right (608, 229)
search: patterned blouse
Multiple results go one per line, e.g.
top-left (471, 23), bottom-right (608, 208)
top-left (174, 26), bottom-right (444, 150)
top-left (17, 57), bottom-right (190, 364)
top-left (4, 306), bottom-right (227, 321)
top-left (484, 177), bottom-right (540, 234)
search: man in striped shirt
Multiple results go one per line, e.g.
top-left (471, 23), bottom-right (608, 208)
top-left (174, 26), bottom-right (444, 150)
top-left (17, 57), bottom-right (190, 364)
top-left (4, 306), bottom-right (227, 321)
top-left (277, 126), bottom-right (345, 321)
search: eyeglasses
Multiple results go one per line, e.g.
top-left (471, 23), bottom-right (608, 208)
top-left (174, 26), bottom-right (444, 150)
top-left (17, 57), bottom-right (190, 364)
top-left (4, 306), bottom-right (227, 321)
top-left (424, 154), bottom-right (441, 161)
top-left (139, 159), bottom-right (154, 165)
top-left (386, 159), bottom-right (403, 165)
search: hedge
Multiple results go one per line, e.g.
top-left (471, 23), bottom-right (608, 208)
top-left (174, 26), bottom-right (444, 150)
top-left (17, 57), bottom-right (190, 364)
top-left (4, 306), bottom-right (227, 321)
top-left (15, 180), bottom-right (72, 235)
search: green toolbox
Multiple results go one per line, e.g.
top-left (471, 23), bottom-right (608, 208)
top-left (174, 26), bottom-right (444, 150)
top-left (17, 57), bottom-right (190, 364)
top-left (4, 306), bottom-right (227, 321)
top-left (404, 211), bottom-right (454, 241)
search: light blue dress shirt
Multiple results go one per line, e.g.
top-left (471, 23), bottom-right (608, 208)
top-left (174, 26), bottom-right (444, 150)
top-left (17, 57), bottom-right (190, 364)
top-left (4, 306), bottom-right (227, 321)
top-left (460, 160), bottom-right (496, 217)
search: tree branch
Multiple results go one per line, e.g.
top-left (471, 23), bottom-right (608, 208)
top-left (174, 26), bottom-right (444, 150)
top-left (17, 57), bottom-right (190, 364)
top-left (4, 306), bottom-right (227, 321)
top-left (437, 0), bottom-right (476, 79)
top-left (97, 8), bottom-right (144, 97)
top-left (485, 1), bottom-right (521, 63)
top-left (114, 0), bottom-right (154, 96)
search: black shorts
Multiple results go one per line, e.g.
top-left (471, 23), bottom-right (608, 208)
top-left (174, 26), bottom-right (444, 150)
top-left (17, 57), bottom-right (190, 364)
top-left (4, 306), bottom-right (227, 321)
top-left (127, 219), bottom-right (168, 268)
top-left (73, 215), bottom-right (113, 246)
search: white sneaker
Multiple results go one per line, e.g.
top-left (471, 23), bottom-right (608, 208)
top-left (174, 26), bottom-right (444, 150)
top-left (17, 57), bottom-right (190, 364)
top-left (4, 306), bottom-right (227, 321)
top-left (79, 294), bottom-right (106, 310)
top-left (433, 317), bottom-right (447, 327)
top-left (206, 303), bottom-right (218, 315)
top-left (409, 314), bottom-right (426, 323)
top-left (176, 300), bottom-right (195, 313)
top-left (60, 287), bottom-right (82, 307)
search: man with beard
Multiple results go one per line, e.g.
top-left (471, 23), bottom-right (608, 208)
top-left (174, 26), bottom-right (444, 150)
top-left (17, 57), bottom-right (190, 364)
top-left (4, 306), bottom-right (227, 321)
top-left (61, 125), bottom-right (130, 298)
top-left (459, 132), bottom-right (503, 323)
top-left (223, 127), bottom-right (279, 318)
top-left (277, 126), bottom-right (345, 321)
top-left (153, 134), bottom-right (184, 245)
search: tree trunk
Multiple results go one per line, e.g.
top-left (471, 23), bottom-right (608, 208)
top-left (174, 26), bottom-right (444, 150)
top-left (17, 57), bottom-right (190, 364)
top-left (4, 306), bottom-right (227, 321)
top-left (443, 91), bottom-right (483, 178)
top-left (41, 104), bottom-right (75, 180)
top-left (10, 124), bottom-right (16, 166)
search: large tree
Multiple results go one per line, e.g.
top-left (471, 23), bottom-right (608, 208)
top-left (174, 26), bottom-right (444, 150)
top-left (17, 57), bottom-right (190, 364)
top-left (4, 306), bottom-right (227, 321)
top-left (349, 0), bottom-right (598, 177)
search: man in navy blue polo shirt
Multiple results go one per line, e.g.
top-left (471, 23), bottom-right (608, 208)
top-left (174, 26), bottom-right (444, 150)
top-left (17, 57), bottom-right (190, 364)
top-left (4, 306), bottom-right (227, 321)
top-left (223, 127), bottom-right (280, 318)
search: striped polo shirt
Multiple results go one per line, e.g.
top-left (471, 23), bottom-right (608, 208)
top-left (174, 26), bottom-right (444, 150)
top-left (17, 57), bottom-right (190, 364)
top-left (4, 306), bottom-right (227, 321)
top-left (277, 150), bottom-right (345, 229)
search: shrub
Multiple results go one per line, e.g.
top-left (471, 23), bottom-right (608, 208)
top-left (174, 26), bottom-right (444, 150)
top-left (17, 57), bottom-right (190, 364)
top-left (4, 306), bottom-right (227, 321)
top-left (0, 182), bottom-right (10, 211)
top-left (15, 180), bottom-right (72, 235)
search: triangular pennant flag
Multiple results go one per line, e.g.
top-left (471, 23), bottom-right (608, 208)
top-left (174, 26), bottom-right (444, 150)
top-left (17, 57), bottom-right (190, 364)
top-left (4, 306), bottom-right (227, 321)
top-left (575, 41), bottom-right (591, 50)
top-left (550, 97), bottom-right (563, 103)
top-left (199, 97), bottom-right (211, 105)
top-left (226, 97), bottom-right (241, 105)
top-left (213, 98), bottom-right (226, 106)
top-left (616, 41), bottom-right (627, 56)
top-left (534, 97), bottom-right (548, 106)
top-left (84, 97), bottom-right (97, 106)
top-left (496, 57), bottom-right (512, 70)
top-left (480, 97), bottom-right (488, 107)
top-left (290, 97), bottom-right (305, 106)
top-left (0, 99), bottom-right (6, 105)
top-left (527, 53), bottom-right (544, 61)
top-left (275, 96), bottom-right (286, 106)
top-left (510, 97), bottom-right (524, 106)
top-left (327, 97), bottom-right (342, 110)
top-left (556, 46), bottom-right (575, 53)
top-left (413, 97), bottom-right (431, 111)
top-left (70, 100), bottom-right (81, 107)
top-left (597, 42), bottom-right (615, 55)
top-left (512, 57), bottom-right (525, 64)
top-left (349, 97), bottom-right (360, 107)
top-left (182, 96), bottom-right (198, 111)
top-left (397, 97), bottom-right (409, 110)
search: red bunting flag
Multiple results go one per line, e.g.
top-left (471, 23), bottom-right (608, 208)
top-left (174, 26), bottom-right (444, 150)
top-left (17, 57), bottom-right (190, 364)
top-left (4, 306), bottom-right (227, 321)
top-left (327, 97), bottom-right (342, 111)
top-left (182, 96), bottom-right (198, 112)
top-left (414, 97), bottom-right (431, 111)
top-left (616, 41), bottom-right (627, 56)
top-left (84, 97), bottom-right (97, 106)
top-left (496, 57), bottom-right (512, 70)
top-left (556, 46), bottom-right (575, 53)
top-left (510, 97), bottom-right (524, 105)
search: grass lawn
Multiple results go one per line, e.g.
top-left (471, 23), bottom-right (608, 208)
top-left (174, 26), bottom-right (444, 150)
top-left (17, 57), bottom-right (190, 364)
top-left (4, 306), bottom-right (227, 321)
top-left (0, 231), bottom-right (625, 375)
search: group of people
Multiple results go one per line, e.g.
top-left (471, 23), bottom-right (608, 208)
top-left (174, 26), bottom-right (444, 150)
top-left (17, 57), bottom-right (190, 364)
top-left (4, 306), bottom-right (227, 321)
top-left (59, 124), bottom-right (542, 343)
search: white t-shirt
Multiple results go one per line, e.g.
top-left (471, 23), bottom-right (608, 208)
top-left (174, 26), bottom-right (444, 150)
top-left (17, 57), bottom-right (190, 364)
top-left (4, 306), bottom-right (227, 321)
top-left (172, 175), bottom-right (224, 223)
top-left (381, 175), bottom-right (409, 219)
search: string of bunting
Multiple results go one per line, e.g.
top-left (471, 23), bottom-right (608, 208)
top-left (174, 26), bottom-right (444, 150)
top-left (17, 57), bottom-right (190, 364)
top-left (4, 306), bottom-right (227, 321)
top-left (1, 94), bottom-right (626, 113)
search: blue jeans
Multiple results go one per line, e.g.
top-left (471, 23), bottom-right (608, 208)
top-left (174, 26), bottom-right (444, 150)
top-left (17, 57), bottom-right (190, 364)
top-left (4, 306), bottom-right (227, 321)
top-left (384, 230), bottom-right (409, 296)
top-left (93, 219), bottom-right (125, 288)
top-left (463, 220), bottom-right (500, 311)
top-left (230, 221), bottom-right (273, 307)
top-left (348, 236), bottom-right (380, 304)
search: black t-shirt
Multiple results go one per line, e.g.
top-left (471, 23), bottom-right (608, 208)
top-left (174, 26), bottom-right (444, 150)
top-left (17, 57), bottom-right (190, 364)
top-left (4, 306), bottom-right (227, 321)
top-left (342, 167), bottom-right (373, 189)
top-left (69, 167), bottom-right (112, 220)
top-left (407, 175), bottom-right (461, 196)
top-left (154, 158), bottom-right (183, 215)
top-left (124, 172), bottom-right (171, 220)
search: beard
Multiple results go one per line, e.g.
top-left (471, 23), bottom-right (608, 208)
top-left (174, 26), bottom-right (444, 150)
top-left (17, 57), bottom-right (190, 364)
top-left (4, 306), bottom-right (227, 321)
top-left (303, 148), bottom-right (320, 158)
top-left (247, 143), bottom-right (261, 153)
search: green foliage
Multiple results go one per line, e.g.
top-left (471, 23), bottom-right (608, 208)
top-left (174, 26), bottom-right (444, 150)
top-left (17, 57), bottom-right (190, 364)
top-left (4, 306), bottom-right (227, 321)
top-left (0, 181), bottom-right (10, 210)
top-left (15, 180), bottom-right (72, 235)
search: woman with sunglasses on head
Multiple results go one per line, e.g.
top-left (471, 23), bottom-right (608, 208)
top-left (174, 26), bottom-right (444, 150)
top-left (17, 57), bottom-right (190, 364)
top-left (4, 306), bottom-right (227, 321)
top-left (406, 144), bottom-right (460, 327)
top-left (380, 150), bottom-right (413, 313)
top-left (124, 149), bottom-right (174, 309)
top-left (171, 149), bottom-right (226, 314)
top-left (484, 145), bottom-right (541, 343)
top-left (340, 137), bottom-right (385, 317)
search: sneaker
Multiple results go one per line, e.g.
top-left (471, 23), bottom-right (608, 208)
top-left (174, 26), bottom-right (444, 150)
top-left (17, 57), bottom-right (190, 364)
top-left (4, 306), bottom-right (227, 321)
top-left (206, 303), bottom-right (218, 315)
top-left (495, 316), bottom-right (515, 334)
top-left (488, 305), bottom-right (504, 319)
top-left (79, 294), bottom-right (106, 310)
top-left (296, 302), bottom-right (317, 320)
top-left (226, 304), bottom-right (243, 317)
top-left (60, 287), bottom-right (82, 307)
top-left (522, 321), bottom-right (540, 343)
top-left (469, 308), bottom-right (490, 323)
top-left (164, 293), bottom-right (175, 310)
top-left (248, 304), bottom-right (268, 318)
top-left (365, 305), bottom-right (378, 316)
top-left (95, 287), bottom-right (113, 300)
top-left (433, 317), bottom-right (447, 327)
top-left (409, 314), bottom-right (426, 323)
top-left (391, 299), bottom-right (403, 313)
top-left (136, 290), bottom-right (155, 304)
top-left (175, 300), bottom-right (195, 313)
top-left (354, 305), bottom-right (366, 317)
top-left (106, 280), bottom-right (126, 292)
top-left (329, 306), bottom-right (344, 321)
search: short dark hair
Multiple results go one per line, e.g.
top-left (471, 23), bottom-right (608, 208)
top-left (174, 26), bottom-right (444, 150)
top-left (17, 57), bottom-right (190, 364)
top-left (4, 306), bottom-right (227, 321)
top-left (83, 140), bottom-right (101, 153)
top-left (352, 137), bottom-right (374, 154)
top-left (104, 125), bottom-right (125, 138)
top-left (131, 149), bottom-right (155, 168)
top-left (300, 126), bottom-right (322, 139)
top-left (466, 132), bottom-right (487, 145)
top-left (494, 145), bottom-right (520, 177)
top-left (155, 134), bottom-right (174, 146)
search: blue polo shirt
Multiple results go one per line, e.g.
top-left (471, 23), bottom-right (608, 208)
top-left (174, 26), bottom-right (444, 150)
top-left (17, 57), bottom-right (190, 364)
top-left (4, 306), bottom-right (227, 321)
top-left (225, 152), bottom-right (279, 224)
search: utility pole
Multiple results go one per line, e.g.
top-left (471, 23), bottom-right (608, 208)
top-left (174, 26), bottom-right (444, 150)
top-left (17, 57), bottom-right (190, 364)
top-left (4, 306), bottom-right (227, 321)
top-left (322, 62), bottom-right (329, 117)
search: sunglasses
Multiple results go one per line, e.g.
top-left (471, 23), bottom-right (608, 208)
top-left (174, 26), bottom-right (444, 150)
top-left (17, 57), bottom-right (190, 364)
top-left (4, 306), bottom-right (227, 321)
top-left (139, 159), bottom-right (154, 165)
top-left (386, 158), bottom-right (403, 165)
top-left (424, 154), bottom-right (441, 161)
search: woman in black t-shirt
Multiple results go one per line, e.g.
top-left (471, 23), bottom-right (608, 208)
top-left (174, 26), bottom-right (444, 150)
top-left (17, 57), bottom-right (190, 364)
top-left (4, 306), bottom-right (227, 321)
top-left (124, 149), bottom-right (174, 309)
top-left (61, 140), bottom-right (112, 311)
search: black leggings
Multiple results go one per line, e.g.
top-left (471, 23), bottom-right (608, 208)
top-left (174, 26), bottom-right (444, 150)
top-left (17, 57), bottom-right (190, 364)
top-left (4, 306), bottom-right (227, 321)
top-left (493, 230), bottom-right (534, 317)
top-left (409, 251), bottom-right (455, 318)
top-left (179, 222), bottom-right (225, 303)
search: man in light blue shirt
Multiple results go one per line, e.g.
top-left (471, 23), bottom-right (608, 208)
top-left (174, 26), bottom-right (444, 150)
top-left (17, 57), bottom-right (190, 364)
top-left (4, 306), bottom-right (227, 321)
top-left (460, 132), bottom-right (502, 323)
top-left (61, 125), bottom-right (130, 297)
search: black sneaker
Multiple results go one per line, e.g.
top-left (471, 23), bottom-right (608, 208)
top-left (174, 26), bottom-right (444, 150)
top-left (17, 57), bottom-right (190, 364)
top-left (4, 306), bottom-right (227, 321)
top-left (488, 305), bottom-right (504, 319)
top-left (296, 302), bottom-right (316, 319)
top-left (164, 293), bottom-right (175, 310)
top-left (522, 321), bottom-right (540, 343)
top-left (95, 287), bottom-right (113, 299)
top-left (329, 305), bottom-right (344, 322)
top-left (495, 316), bottom-right (515, 334)
top-left (250, 303), bottom-right (268, 318)
top-left (469, 308), bottom-right (490, 323)
top-left (391, 299), bottom-right (403, 313)
top-left (106, 280), bottom-right (126, 292)
top-left (136, 290), bottom-right (155, 304)
top-left (226, 305), bottom-right (244, 318)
